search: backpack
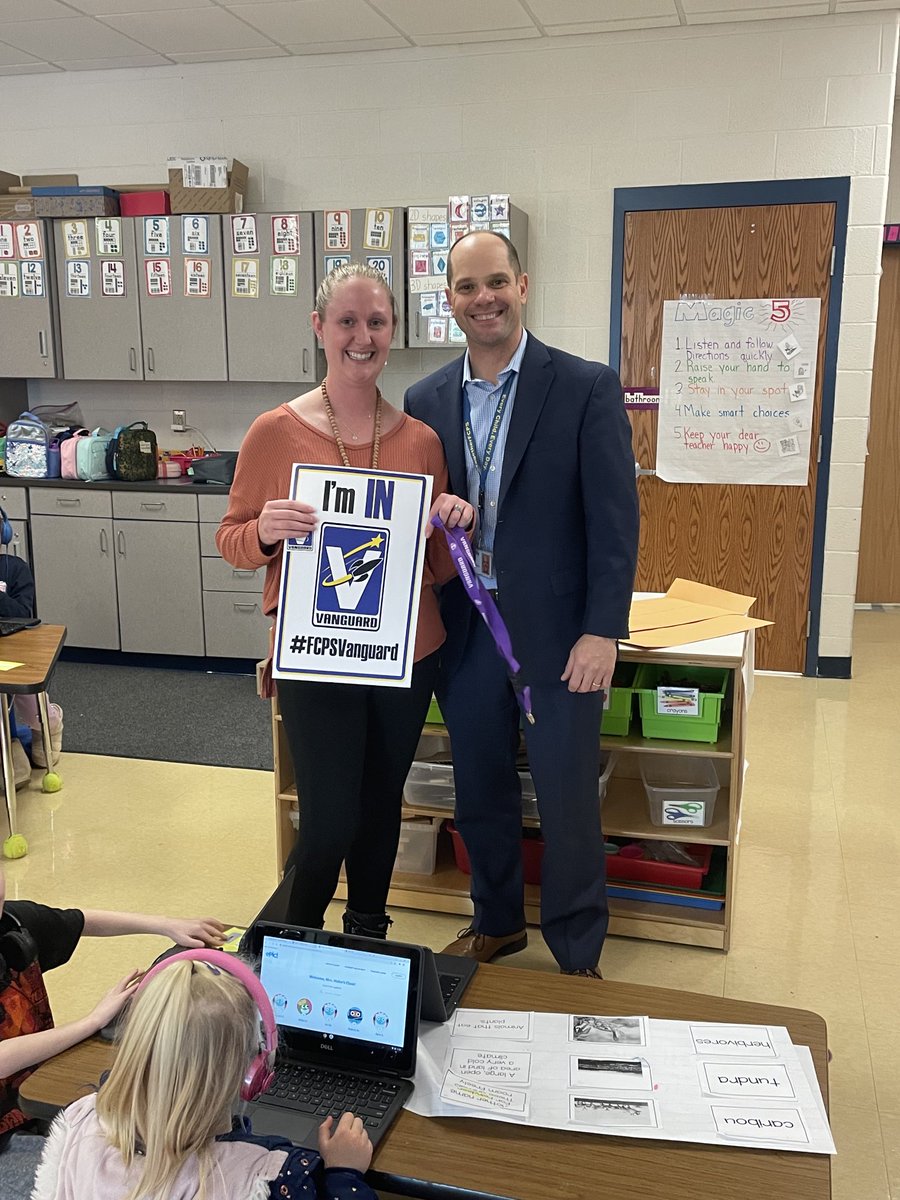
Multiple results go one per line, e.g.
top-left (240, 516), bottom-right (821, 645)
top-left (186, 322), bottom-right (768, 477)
top-left (76, 428), bottom-right (113, 482)
top-left (59, 428), bottom-right (90, 480)
top-left (108, 421), bottom-right (158, 482)
top-left (5, 411), bottom-right (51, 478)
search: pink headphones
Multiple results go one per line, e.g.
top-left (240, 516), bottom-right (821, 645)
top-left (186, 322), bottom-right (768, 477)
top-left (137, 949), bottom-right (277, 1102)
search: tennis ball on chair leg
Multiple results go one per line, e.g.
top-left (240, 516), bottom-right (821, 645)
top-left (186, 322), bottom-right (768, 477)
top-left (3, 833), bottom-right (28, 859)
top-left (42, 771), bottom-right (62, 794)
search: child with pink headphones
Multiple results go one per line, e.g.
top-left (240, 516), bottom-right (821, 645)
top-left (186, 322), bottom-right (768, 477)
top-left (30, 949), bottom-right (377, 1200)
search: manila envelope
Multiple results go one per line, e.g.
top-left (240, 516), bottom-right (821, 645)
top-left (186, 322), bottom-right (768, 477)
top-left (622, 614), bottom-right (772, 650)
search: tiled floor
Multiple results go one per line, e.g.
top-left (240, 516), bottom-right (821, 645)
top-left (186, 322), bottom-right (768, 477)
top-left (5, 610), bottom-right (898, 1198)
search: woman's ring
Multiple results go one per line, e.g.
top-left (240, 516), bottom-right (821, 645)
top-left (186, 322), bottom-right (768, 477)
top-left (452, 503), bottom-right (464, 513)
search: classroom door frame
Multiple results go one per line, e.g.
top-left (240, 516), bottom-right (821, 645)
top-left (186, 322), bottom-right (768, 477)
top-left (609, 177), bottom-right (850, 678)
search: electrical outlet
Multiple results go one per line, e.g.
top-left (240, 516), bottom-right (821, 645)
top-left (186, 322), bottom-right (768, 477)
top-left (172, 409), bottom-right (186, 432)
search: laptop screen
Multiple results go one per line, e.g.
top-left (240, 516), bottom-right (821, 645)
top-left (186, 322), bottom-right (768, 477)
top-left (254, 924), bottom-right (422, 1075)
top-left (261, 934), bottom-right (410, 1051)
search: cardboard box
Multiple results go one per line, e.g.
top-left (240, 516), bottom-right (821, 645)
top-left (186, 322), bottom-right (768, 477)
top-left (1, 171), bottom-right (78, 217)
top-left (120, 190), bottom-right (170, 216)
top-left (33, 186), bottom-right (119, 217)
top-left (167, 159), bottom-right (248, 214)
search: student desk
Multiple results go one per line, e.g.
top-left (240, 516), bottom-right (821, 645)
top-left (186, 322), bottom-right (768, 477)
top-left (0, 623), bottom-right (66, 859)
top-left (20, 963), bottom-right (831, 1200)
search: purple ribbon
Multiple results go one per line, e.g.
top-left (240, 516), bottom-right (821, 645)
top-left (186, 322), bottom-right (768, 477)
top-left (432, 515), bottom-right (534, 724)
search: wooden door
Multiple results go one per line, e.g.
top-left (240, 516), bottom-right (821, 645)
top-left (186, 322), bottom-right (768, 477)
top-left (856, 246), bottom-right (900, 602)
top-left (620, 204), bottom-right (834, 672)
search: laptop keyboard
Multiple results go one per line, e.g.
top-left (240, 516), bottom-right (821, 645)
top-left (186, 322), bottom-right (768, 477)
top-left (265, 1064), bottom-right (402, 1129)
top-left (439, 971), bottom-right (463, 1005)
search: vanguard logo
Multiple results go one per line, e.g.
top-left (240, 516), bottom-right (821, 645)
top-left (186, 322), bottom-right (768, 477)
top-left (313, 523), bottom-right (388, 630)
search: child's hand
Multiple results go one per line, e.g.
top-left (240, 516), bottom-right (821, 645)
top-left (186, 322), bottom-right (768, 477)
top-left (318, 1112), bottom-right (373, 1174)
top-left (164, 917), bottom-right (228, 948)
top-left (88, 968), bottom-right (143, 1032)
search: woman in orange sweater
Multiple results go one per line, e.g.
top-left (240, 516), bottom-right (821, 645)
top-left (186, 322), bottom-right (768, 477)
top-left (217, 264), bottom-right (471, 938)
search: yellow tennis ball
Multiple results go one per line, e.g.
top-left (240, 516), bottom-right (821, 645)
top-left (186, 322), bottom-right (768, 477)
top-left (42, 772), bottom-right (63, 794)
top-left (3, 833), bottom-right (28, 859)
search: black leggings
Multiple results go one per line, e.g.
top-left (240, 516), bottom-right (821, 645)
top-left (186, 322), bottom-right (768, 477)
top-left (278, 651), bottom-right (439, 928)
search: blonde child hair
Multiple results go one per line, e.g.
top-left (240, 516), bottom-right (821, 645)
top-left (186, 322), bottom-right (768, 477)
top-left (95, 959), bottom-right (258, 1200)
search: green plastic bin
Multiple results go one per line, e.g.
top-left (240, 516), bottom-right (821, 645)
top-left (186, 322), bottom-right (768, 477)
top-left (633, 664), bottom-right (729, 744)
top-left (600, 661), bottom-right (637, 737)
top-left (425, 695), bottom-right (444, 726)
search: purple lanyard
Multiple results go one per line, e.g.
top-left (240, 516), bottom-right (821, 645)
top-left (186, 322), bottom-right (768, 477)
top-left (432, 515), bottom-right (534, 724)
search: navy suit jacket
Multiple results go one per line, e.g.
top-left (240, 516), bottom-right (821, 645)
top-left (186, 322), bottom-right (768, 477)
top-left (405, 335), bottom-right (639, 685)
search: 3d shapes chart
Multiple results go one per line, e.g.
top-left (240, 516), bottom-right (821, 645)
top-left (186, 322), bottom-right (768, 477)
top-left (409, 1010), bottom-right (835, 1155)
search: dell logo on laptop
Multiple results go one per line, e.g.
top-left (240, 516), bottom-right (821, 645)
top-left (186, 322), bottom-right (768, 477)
top-left (320, 1042), bottom-right (333, 1051)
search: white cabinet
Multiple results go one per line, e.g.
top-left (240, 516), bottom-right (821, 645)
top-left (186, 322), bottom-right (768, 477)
top-left (198, 493), bottom-right (269, 659)
top-left (29, 487), bottom-right (205, 654)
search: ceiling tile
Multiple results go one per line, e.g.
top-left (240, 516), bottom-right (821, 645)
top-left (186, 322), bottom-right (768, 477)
top-left (371, 0), bottom-right (533, 36)
top-left (279, 35), bottom-right (408, 53)
top-left (687, 3), bottom-right (827, 19)
top-left (0, 60), bottom-right (61, 72)
top-left (0, 16), bottom-right (151, 58)
top-left (166, 44), bottom-right (289, 60)
top-left (544, 16), bottom-right (680, 32)
top-left (528, 0), bottom-right (675, 22)
top-left (0, 36), bottom-right (41, 63)
top-left (101, 6), bottom-right (276, 51)
top-left (66, 0), bottom-right (214, 14)
top-left (229, 0), bottom-right (402, 44)
top-left (54, 52), bottom-right (174, 67)
top-left (681, 0), bottom-right (822, 11)
top-left (0, 0), bottom-right (83, 19)
top-left (416, 27), bottom-right (542, 46)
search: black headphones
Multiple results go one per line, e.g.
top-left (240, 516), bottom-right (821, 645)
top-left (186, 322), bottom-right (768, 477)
top-left (0, 911), bottom-right (39, 989)
top-left (0, 507), bottom-right (12, 547)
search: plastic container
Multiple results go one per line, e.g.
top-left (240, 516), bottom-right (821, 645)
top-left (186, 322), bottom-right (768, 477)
top-left (601, 661), bottom-right (637, 736)
top-left (633, 664), bottom-right (729, 743)
top-left (394, 818), bottom-right (440, 875)
top-left (404, 761), bottom-right (455, 811)
top-left (605, 842), bottom-right (713, 888)
top-left (119, 190), bottom-right (171, 217)
top-left (425, 695), bottom-right (444, 725)
top-left (638, 755), bottom-right (720, 827)
top-left (448, 822), bottom-right (544, 885)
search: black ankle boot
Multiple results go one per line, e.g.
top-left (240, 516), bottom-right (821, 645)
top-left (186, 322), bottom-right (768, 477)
top-left (342, 909), bottom-right (393, 939)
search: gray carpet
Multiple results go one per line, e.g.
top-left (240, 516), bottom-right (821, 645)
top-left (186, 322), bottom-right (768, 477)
top-left (48, 662), bottom-right (273, 771)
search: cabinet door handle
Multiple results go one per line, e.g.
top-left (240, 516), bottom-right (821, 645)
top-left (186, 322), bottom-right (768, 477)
top-left (147, 347), bottom-right (155, 373)
top-left (233, 602), bottom-right (258, 613)
top-left (129, 347), bottom-right (138, 373)
top-left (100, 527), bottom-right (108, 553)
top-left (56, 497), bottom-right (82, 507)
top-left (303, 348), bottom-right (310, 375)
top-left (415, 312), bottom-right (421, 340)
top-left (232, 569), bottom-right (256, 579)
top-left (140, 502), bottom-right (165, 511)
top-left (117, 530), bottom-right (126, 557)
top-left (38, 330), bottom-right (47, 358)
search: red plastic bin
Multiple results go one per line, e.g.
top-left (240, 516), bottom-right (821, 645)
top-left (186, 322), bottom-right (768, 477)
top-left (120, 190), bottom-right (171, 216)
top-left (605, 843), bottom-right (712, 889)
top-left (448, 821), bottom-right (544, 886)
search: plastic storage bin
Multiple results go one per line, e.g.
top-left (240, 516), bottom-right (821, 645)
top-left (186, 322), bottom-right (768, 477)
top-left (404, 761), bottom-right (455, 810)
top-left (633, 664), bottom-right (729, 743)
top-left (448, 822), bottom-right (544, 885)
top-left (425, 695), bottom-right (444, 725)
top-left (639, 755), bottom-right (720, 827)
top-left (600, 661), bottom-right (637, 736)
top-left (605, 842), bottom-right (713, 888)
top-left (394, 818), bottom-right (440, 875)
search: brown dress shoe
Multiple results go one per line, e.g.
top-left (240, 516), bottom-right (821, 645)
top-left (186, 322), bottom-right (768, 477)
top-left (442, 925), bottom-right (528, 963)
top-left (561, 967), bottom-right (604, 980)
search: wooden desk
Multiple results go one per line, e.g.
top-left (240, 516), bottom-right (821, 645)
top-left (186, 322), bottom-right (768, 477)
top-left (20, 964), bottom-right (831, 1200)
top-left (0, 623), bottom-right (66, 858)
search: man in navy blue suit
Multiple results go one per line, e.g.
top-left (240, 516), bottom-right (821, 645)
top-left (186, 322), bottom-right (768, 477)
top-left (405, 231), bottom-right (639, 977)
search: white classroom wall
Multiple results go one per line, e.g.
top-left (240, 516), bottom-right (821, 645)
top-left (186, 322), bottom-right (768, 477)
top-left (2, 9), bottom-right (897, 661)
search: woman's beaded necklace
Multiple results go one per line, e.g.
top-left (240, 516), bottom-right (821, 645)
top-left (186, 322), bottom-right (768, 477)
top-left (320, 377), bottom-right (383, 469)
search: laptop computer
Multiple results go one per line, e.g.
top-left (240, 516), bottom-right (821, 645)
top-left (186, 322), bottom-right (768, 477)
top-left (246, 923), bottom-right (423, 1148)
top-left (242, 873), bottom-right (479, 1022)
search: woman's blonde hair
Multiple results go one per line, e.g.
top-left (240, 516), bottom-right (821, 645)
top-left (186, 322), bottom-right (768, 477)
top-left (314, 260), bottom-right (399, 327)
top-left (96, 959), bottom-right (259, 1200)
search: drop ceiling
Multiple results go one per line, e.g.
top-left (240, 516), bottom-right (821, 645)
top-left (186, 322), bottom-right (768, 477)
top-left (0, 0), bottom-right (896, 75)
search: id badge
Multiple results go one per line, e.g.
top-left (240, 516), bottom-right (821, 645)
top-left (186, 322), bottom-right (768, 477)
top-left (477, 548), bottom-right (493, 577)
